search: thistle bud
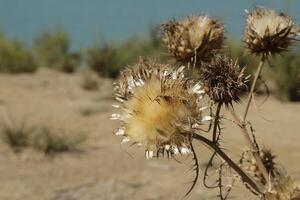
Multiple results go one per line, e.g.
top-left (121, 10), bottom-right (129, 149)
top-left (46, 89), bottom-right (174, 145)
top-left (199, 55), bottom-right (248, 106)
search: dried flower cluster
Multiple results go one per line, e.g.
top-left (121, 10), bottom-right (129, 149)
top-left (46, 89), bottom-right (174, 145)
top-left (162, 15), bottom-right (225, 63)
top-left (199, 55), bottom-right (248, 105)
top-left (245, 7), bottom-right (299, 56)
top-left (112, 59), bottom-right (209, 159)
top-left (111, 6), bottom-right (299, 200)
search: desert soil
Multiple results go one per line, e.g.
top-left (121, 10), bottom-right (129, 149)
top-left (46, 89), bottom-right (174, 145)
top-left (0, 69), bottom-right (299, 200)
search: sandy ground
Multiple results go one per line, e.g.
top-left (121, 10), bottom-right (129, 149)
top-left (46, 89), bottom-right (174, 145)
top-left (0, 69), bottom-right (299, 200)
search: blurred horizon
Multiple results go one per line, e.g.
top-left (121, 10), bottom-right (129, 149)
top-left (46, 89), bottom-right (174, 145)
top-left (0, 0), bottom-right (299, 49)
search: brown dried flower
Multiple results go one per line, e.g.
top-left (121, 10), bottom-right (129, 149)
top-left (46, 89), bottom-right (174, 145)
top-left (245, 7), bottom-right (299, 56)
top-left (199, 55), bottom-right (248, 106)
top-left (162, 15), bottom-right (225, 63)
top-left (112, 59), bottom-right (210, 159)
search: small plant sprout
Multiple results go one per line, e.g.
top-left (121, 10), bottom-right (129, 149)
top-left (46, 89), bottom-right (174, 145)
top-left (111, 6), bottom-right (300, 200)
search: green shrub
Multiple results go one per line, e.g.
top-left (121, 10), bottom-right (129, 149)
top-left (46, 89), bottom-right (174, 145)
top-left (86, 35), bottom-right (164, 78)
top-left (86, 44), bottom-right (119, 78)
top-left (34, 28), bottom-right (69, 66)
top-left (60, 52), bottom-right (81, 73)
top-left (34, 28), bottom-right (80, 73)
top-left (269, 53), bottom-right (300, 101)
top-left (0, 34), bottom-right (37, 73)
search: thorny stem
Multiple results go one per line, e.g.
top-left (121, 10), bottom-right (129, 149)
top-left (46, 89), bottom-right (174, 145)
top-left (238, 56), bottom-right (270, 184)
top-left (231, 108), bottom-right (270, 187)
top-left (192, 133), bottom-right (263, 195)
top-left (203, 103), bottom-right (222, 189)
top-left (213, 103), bottom-right (222, 142)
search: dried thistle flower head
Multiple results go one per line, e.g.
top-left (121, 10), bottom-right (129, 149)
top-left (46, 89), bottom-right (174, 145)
top-left (199, 55), bottom-right (248, 106)
top-left (112, 59), bottom-right (209, 159)
top-left (245, 7), bottom-right (299, 56)
top-left (162, 15), bottom-right (225, 63)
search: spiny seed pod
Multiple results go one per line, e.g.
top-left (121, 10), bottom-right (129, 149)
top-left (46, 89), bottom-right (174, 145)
top-left (199, 55), bottom-right (248, 106)
top-left (245, 7), bottom-right (299, 57)
top-left (240, 148), bottom-right (279, 185)
top-left (112, 58), bottom-right (211, 159)
top-left (162, 15), bottom-right (225, 63)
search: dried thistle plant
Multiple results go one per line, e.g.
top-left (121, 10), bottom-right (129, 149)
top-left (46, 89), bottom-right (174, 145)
top-left (245, 7), bottom-right (299, 57)
top-left (111, 6), bottom-right (299, 200)
top-left (241, 7), bottom-right (299, 189)
top-left (162, 15), bottom-right (225, 63)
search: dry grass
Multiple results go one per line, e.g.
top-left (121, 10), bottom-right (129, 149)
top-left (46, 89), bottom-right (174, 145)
top-left (0, 119), bottom-right (34, 152)
top-left (0, 117), bottom-right (85, 154)
top-left (81, 71), bottom-right (99, 91)
top-left (32, 125), bottom-right (86, 154)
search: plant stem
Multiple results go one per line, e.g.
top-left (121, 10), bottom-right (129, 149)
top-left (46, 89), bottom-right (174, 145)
top-left (231, 110), bottom-right (269, 182)
top-left (192, 133), bottom-right (263, 194)
top-left (239, 56), bottom-right (270, 183)
top-left (243, 57), bottom-right (265, 121)
top-left (212, 103), bottom-right (222, 142)
top-left (231, 108), bottom-right (270, 185)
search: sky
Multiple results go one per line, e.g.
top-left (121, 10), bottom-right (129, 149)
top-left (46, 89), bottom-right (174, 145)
top-left (0, 0), bottom-right (299, 49)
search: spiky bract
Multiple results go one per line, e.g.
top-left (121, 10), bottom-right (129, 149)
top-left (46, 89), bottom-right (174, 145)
top-left (199, 55), bottom-right (248, 105)
top-left (260, 148), bottom-right (277, 177)
top-left (245, 7), bottom-right (299, 56)
top-left (162, 15), bottom-right (225, 63)
top-left (112, 59), bottom-right (208, 159)
top-left (240, 148), bottom-right (280, 185)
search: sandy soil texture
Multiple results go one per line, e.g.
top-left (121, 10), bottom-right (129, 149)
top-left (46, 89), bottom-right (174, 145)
top-left (0, 69), bottom-right (299, 200)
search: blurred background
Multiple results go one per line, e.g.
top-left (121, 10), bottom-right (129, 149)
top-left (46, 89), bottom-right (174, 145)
top-left (0, 0), bottom-right (299, 199)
